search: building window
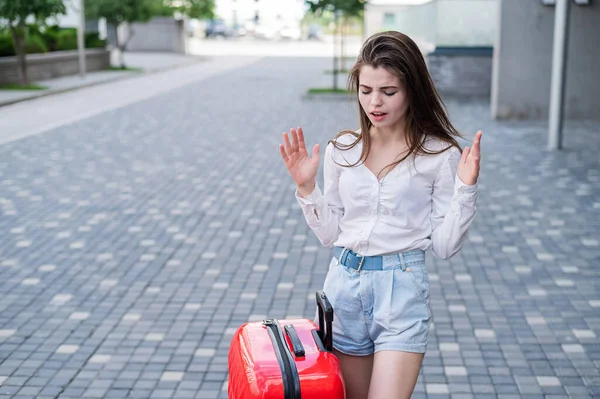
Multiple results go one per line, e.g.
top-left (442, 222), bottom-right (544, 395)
top-left (383, 12), bottom-right (396, 29)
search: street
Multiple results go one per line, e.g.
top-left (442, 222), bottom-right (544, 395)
top-left (186, 35), bottom-right (364, 58)
top-left (0, 54), bottom-right (599, 399)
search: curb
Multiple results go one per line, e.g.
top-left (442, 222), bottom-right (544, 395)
top-left (0, 56), bottom-right (209, 108)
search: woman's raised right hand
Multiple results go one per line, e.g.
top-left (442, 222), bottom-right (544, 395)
top-left (279, 127), bottom-right (320, 196)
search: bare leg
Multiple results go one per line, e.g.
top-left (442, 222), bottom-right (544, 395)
top-left (367, 350), bottom-right (424, 399)
top-left (334, 349), bottom-right (374, 399)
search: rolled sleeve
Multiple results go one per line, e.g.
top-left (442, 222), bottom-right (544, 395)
top-left (430, 147), bottom-right (478, 259)
top-left (294, 143), bottom-right (343, 247)
top-left (295, 184), bottom-right (323, 205)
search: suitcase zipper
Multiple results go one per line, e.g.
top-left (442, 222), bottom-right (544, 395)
top-left (264, 319), bottom-right (301, 399)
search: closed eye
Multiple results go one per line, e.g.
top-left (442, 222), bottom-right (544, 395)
top-left (360, 91), bottom-right (397, 96)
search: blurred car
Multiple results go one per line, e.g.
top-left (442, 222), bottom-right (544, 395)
top-left (231, 23), bottom-right (247, 37)
top-left (254, 24), bottom-right (279, 40)
top-left (280, 25), bottom-right (302, 40)
top-left (186, 19), bottom-right (203, 37)
top-left (205, 19), bottom-right (228, 38)
top-left (307, 24), bottom-right (324, 40)
top-left (243, 20), bottom-right (257, 35)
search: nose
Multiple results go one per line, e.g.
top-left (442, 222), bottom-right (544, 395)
top-left (370, 92), bottom-right (383, 108)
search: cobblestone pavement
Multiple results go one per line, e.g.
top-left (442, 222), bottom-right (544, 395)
top-left (0, 57), bottom-right (598, 399)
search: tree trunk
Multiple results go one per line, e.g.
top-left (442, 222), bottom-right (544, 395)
top-left (115, 23), bottom-right (131, 69)
top-left (120, 25), bottom-right (135, 69)
top-left (118, 42), bottom-right (126, 69)
top-left (9, 22), bottom-right (28, 86)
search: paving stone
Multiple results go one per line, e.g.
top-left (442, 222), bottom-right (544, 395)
top-left (0, 56), bottom-right (598, 399)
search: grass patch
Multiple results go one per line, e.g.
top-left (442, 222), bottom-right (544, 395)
top-left (307, 88), bottom-right (353, 94)
top-left (0, 83), bottom-right (48, 91)
top-left (106, 66), bottom-right (144, 72)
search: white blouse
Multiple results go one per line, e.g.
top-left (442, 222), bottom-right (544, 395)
top-left (295, 133), bottom-right (478, 259)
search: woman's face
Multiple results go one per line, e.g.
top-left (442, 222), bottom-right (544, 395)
top-left (358, 65), bottom-right (409, 130)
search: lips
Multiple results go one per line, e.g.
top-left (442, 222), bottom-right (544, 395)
top-left (370, 112), bottom-right (387, 122)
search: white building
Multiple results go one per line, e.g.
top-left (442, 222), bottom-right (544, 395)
top-left (364, 0), bottom-right (498, 52)
top-left (214, 0), bottom-right (305, 35)
top-left (51, 0), bottom-right (109, 38)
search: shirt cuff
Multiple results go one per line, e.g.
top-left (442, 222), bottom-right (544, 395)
top-left (295, 183), bottom-right (324, 205)
top-left (454, 176), bottom-right (478, 202)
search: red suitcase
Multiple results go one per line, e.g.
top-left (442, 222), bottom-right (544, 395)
top-left (228, 291), bottom-right (345, 399)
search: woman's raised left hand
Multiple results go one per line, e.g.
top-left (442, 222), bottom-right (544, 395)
top-left (457, 130), bottom-right (482, 186)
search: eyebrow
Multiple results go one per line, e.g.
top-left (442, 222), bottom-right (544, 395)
top-left (359, 84), bottom-right (399, 90)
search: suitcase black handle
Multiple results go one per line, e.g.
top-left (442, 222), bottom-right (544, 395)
top-left (284, 324), bottom-right (305, 357)
top-left (316, 290), bottom-right (333, 352)
top-left (263, 319), bottom-right (301, 399)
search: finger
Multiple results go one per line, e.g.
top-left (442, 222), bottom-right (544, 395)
top-left (461, 146), bottom-right (470, 164)
top-left (471, 130), bottom-right (482, 158)
top-left (297, 127), bottom-right (307, 152)
top-left (279, 144), bottom-right (289, 162)
top-left (282, 132), bottom-right (292, 156)
top-left (312, 143), bottom-right (320, 160)
top-left (290, 128), bottom-right (299, 152)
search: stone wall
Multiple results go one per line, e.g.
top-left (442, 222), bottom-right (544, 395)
top-left (0, 49), bottom-right (111, 85)
top-left (427, 47), bottom-right (493, 98)
top-left (125, 17), bottom-right (186, 53)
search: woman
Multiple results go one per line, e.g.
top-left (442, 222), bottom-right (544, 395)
top-left (279, 31), bottom-right (482, 399)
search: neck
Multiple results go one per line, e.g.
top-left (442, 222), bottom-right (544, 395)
top-left (370, 120), bottom-right (408, 146)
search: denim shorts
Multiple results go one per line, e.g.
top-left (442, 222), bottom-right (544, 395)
top-left (317, 248), bottom-right (431, 356)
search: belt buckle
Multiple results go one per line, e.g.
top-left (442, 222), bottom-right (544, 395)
top-left (356, 253), bottom-right (365, 272)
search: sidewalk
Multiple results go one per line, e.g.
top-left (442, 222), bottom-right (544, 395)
top-left (0, 51), bottom-right (207, 107)
top-left (0, 55), bottom-right (261, 146)
top-left (0, 55), bottom-right (598, 399)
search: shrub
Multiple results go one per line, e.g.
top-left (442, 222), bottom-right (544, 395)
top-left (85, 32), bottom-right (107, 48)
top-left (39, 25), bottom-right (62, 51)
top-left (0, 25), bottom-right (107, 57)
top-left (0, 33), bottom-right (15, 57)
top-left (56, 29), bottom-right (78, 51)
top-left (25, 34), bottom-right (48, 54)
top-left (0, 29), bottom-right (48, 57)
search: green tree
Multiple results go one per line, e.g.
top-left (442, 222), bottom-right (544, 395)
top-left (85, 0), bottom-right (158, 68)
top-left (165, 0), bottom-right (215, 20)
top-left (306, 0), bottom-right (365, 89)
top-left (306, 0), bottom-right (364, 17)
top-left (85, 0), bottom-right (214, 68)
top-left (0, 0), bottom-right (66, 86)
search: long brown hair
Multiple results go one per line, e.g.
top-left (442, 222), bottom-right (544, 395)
top-left (331, 31), bottom-right (462, 178)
